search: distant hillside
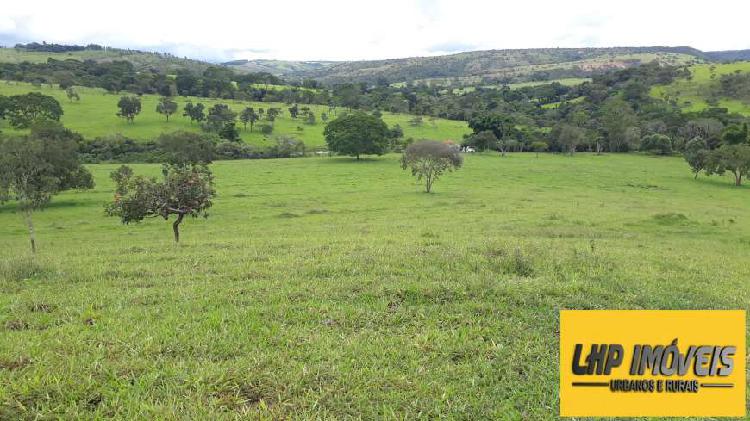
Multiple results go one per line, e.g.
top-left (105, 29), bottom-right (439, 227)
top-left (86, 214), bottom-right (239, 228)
top-left (0, 43), bottom-right (212, 74)
top-left (224, 46), bottom-right (708, 86)
top-left (703, 49), bottom-right (750, 62)
top-left (222, 59), bottom-right (337, 76)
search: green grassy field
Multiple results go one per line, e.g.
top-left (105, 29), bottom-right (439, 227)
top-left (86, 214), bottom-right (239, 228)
top-left (0, 81), bottom-right (470, 148)
top-left (1, 153), bottom-right (748, 419)
top-left (651, 61), bottom-right (750, 115)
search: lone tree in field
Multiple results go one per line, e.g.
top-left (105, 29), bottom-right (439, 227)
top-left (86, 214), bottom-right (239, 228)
top-left (324, 112), bottom-right (389, 159)
top-left (117, 95), bottom-right (141, 123)
top-left (156, 96), bottom-right (178, 121)
top-left (65, 87), bottom-right (80, 103)
top-left (0, 122), bottom-right (94, 253)
top-left (106, 164), bottom-right (215, 243)
top-left (705, 144), bottom-right (750, 186)
top-left (401, 140), bottom-right (463, 193)
top-left (107, 131), bottom-right (215, 242)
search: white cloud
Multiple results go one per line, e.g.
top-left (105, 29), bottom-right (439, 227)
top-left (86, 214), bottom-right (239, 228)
top-left (1, 0), bottom-right (748, 62)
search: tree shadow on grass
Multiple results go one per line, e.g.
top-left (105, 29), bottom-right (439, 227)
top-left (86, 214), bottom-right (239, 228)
top-left (691, 175), bottom-right (749, 190)
top-left (0, 200), bottom-right (90, 214)
top-left (319, 156), bottom-right (389, 164)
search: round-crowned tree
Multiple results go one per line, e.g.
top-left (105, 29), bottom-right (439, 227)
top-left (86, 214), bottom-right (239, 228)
top-left (401, 140), bottom-right (463, 193)
top-left (107, 131), bottom-right (216, 243)
top-left (0, 121), bottom-right (94, 253)
top-left (106, 164), bottom-right (214, 243)
top-left (324, 112), bottom-right (389, 159)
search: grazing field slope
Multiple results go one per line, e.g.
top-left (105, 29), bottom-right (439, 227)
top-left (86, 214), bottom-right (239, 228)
top-left (651, 61), bottom-right (750, 115)
top-left (0, 81), bottom-right (470, 147)
top-left (1, 153), bottom-right (748, 419)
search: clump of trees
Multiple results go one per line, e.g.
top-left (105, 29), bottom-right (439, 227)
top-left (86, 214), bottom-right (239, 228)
top-left (0, 122), bottom-right (94, 253)
top-left (0, 92), bottom-right (63, 128)
top-left (704, 145), bottom-right (750, 186)
top-left (183, 102), bottom-right (205, 124)
top-left (684, 124), bottom-right (750, 185)
top-left (203, 103), bottom-right (238, 141)
top-left (324, 112), bottom-right (389, 159)
top-left (106, 132), bottom-right (215, 243)
top-left (401, 140), bottom-right (463, 193)
top-left (641, 134), bottom-right (672, 155)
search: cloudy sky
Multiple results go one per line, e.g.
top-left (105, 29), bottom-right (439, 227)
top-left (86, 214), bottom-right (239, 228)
top-left (1, 0), bottom-right (748, 62)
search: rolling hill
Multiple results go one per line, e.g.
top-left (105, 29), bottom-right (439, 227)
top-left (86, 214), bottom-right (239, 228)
top-left (0, 44), bottom-right (212, 75)
top-left (224, 46), bottom-right (718, 86)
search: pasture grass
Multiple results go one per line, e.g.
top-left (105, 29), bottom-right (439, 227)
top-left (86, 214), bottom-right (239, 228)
top-left (0, 153), bottom-right (748, 419)
top-left (0, 81), bottom-right (470, 148)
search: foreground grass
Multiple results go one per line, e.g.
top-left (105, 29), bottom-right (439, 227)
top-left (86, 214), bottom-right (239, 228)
top-left (0, 153), bottom-right (748, 419)
top-left (0, 81), bottom-right (470, 148)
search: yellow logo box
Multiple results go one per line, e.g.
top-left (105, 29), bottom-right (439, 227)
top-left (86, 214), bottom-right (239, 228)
top-left (559, 310), bottom-right (746, 417)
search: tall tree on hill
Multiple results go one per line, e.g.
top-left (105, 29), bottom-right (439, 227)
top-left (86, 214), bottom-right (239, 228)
top-left (183, 102), bottom-right (205, 124)
top-left (600, 97), bottom-right (639, 152)
top-left (684, 137), bottom-right (710, 179)
top-left (266, 108), bottom-right (281, 127)
top-left (117, 95), bottom-right (141, 123)
top-left (288, 104), bottom-right (299, 119)
top-left (556, 124), bottom-right (586, 155)
top-left (0, 122), bottom-right (94, 253)
top-left (324, 112), bottom-right (389, 159)
top-left (240, 107), bottom-right (258, 131)
top-left (156, 96), bottom-right (178, 121)
top-left (203, 103), bottom-right (236, 132)
top-left (468, 113), bottom-right (516, 145)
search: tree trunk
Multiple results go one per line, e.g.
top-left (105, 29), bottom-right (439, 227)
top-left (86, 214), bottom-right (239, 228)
top-left (735, 172), bottom-right (742, 186)
top-left (24, 210), bottom-right (36, 254)
top-left (173, 213), bottom-right (185, 243)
